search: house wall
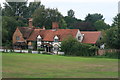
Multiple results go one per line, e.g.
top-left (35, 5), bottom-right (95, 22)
top-left (75, 30), bottom-right (84, 42)
top-left (13, 27), bottom-right (26, 44)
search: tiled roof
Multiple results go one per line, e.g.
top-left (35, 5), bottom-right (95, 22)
top-left (18, 27), bottom-right (43, 39)
top-left (27, 29), bottom-right (78, 41)
top-left (18, 27), bottom-right (101, 44)
top-left (18, 27), bottom-right (34, 39)
top-left (81, 31), bottom-right (101, 44)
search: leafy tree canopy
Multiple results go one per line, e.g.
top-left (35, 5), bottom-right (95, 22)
top-left (85, 13), bottom-right (104, 24)
top-left (67, 9), bottom-right (75, 18)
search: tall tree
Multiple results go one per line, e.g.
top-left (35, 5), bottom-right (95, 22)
top-left (32, 7), bottom-right (64, 29)
top-left (85, 13), bottom-right (104, 24)
top-left (67, 9), bottom-right (75, 18)
top-left (2, 16), bottom-right (18, 46)
top-left (2, 1), bottom-right (28, 17)
top-left (94, 20), bottom-right (110, 30)
top-left (103, 13), bottom-right (120, 49)
top-left (27, 2), bottom-right (41, 18)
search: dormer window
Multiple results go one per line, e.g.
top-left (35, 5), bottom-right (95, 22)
top-left (37, 35), bottom-right (42, 41)
top-left (38, 38), bottom-right (41, 41)
top-left (54, 36), bottom-right (59, 42)
top-left (54, 39), bottom-right (58, 42)
top-left (78, 36), bottom-right (81, 40)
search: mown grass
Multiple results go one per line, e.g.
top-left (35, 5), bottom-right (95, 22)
top-left (2, 52), bottom-right (118, 78)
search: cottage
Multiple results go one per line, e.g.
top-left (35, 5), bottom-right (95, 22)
top-left (12, 18), bottom-right (101, 53)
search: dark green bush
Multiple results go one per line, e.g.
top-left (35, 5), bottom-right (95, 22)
top-left (37, 48), bottom-right (44, 51)
top-left (102, 52), bottom-right (119, 59)
top-left (28, 49), bottom-right (32, 53)
top-left (61, 36), bottom-right (98, 56)
top-left (42, 52), bottom-right (51, 55)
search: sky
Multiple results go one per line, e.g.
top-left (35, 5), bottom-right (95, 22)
top-left (0, 0), bottom-right (119, 25)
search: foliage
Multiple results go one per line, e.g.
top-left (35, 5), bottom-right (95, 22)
top-left (69, 22), bottom-right (96, 31)
top-left (32, 41), bottom-right (37, 50)
top-left (112, 14), bottom-right (120, 49)
top-left (32, 7), bottom-right (64, 29)
top-left (112, 13), bottom-right (120, 27)
top-left (67, 9), bottom-right (75, 18)
top-left (2, 2), bottom-right (42, 46)
top-left (61, 36), bottom-right (78, 55)
top-left (94, 20), bottom-right (110, 30)
top-left (27, 2), bottom-right (41, 18)
top-left (37, 48), bottom-right (44, 51)
top-left (97, 14), bottom-right (120, 49)
top-left (103, 27), bottom-right (120, 49)
top-left (100, 52), bottom-right (119, 59)
top-left (42, 52), bottom-right (51, 55)
top-left (64, 16), bottom-right (78, 28)
top-left (64, 13), bottom-right (107, 31)
top-left (2, 1), bottom-right (28, 17)
top-left (85, 13), bottom-right (104, 24)
top-left (2, 16), bottom-right (18, 45)
top-left (61, 36), bottom-right (98, 56)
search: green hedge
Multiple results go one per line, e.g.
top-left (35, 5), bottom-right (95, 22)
top-left (61, 36), bottom-right (98, 56)
top-left (102, 52), bottom-right (119, 59)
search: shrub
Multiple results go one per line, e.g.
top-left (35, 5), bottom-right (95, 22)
top-left (61, 36), bottom-right (98, 56)
top-left (28, 49), bottom-right (32, 53)
top-left (42, 52), bottom-right (51, 55)
top-left (102, 52), bottom-right (119, 59)
top-left (37, 48), bottom-right (44, 51)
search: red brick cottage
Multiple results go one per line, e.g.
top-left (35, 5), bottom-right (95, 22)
top-left (12, 18), bottom-right (101, 53)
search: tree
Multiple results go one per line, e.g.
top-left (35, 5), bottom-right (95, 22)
top-left (27, 2), bottom-right (41, 18)
top-left (61, 36), bottom-right (97, 56)
top-left (112, 14), bottom-right (120, 27)
top-left (104, 27), bottom-right (119, 49)
top-left (32, 7), bottom-right (64, 29)
top-left (67, 9), bottom-right (75, 18)
top-left (64, 16), bottom-right (78, 27)
top-left (2, 16), bottom-right (18, 46)
top-left (98, 14), bottom-right (120, 49)
top-left (2, 1), bottom-right (28, 17)
top-left (94, 20), bottom-right (110, 30)
top-left (61, 36), bottom-right (78, 55)
top-left (85, 13), bottom-right (104, 24)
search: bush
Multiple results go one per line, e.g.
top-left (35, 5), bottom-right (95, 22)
top-left (28, 49), bottom-right (32, 53)
top-left (37, 48), bottom-right (44, 51)
top-left (102, 52), bottom-right (119, 59)
top-left (42, 52), bottom-right (51, 55)
top-left (61, 36), bottom-right (98, 56)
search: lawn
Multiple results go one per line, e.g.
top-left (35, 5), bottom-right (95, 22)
top-left (2, 53), bottom-right (118, 78)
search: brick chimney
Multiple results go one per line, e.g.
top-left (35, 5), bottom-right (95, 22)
top-left (52, 22), bottom-right (59, 29)
top-left (29, 18), bottom-right (33, 28)
top-left (42, 26), bottom-right (46, 30)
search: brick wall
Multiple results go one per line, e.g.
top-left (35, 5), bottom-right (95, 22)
top-left (52, 22), bottom-right (59, 29)
top-left (12, 27), bottom-right (26, 44)
top-left (96, 49), bottom-right (120, 55)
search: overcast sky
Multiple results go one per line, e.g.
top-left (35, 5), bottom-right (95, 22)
top-left (0, 0), bottom-right (119, 25)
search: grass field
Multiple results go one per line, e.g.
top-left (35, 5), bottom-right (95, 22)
top-left (2, 53), bottom-right (118, 78)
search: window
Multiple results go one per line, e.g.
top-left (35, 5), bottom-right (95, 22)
top-left (54, 39), bottom-right (58, 42)
top-left (16, 36), bottom-right (20, 40)
top-left (78, 36), bottom-right (81, 40)
top-left (37, 38), bottom-right (41, 41)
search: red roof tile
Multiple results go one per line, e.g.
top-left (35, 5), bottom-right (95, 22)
top-left (27, 29), bottom-right (78, 41)
top-left (18, 27), bottom-right (34, 39)
top-left (81, 31), bottom-right (101, 44)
